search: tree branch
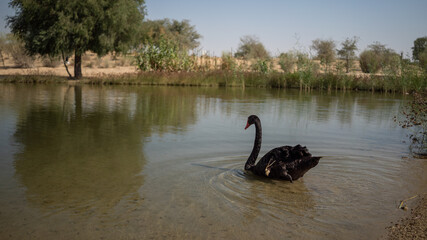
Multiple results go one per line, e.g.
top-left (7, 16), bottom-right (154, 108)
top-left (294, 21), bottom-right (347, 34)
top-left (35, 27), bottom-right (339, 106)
top-left (61, 50), bottom-right (72, 79)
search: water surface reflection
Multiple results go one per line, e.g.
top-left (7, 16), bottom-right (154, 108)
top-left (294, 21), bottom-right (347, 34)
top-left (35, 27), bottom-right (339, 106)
top-left (0, 85), bottom-right (425, 239)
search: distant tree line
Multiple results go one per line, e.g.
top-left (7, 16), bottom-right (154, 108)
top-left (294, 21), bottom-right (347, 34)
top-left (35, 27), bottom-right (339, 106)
top-left (3, 0), bottom-right (427, 77)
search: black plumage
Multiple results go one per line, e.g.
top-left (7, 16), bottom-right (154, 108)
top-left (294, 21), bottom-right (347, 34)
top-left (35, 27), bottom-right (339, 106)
top-left (244, 115), bottom-right (320, 182)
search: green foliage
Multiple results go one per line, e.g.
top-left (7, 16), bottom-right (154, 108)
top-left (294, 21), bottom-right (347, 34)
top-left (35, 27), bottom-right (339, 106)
top-left (359, 42), bottom-right (400, 74)
top-left (135, 37), bottom-right (195, 72)
top-left (234, 35), bottom-right (269, 60)
top-left (221, 52), bottom-right (237, 71)
top-left (7, 0), bottom-right (146, 78)
top-left (295, 52), bottom-right (319, 74)
top-left (359, 50), bottom-right (381, 73)
top-left (140, 19), bottom-right (201, 50)
top-left (311, 39), bottom-right (336, 72)
top-left (251, 59), bottom-right (270, 74)
top-left (337, 37), bottom-right (358, 73)
top-left (278, 52), bottom-right (296, 73)
top-left (418, 48), bottom-right (427, 72)
top-left (412, 36), bottom-right (427, 61)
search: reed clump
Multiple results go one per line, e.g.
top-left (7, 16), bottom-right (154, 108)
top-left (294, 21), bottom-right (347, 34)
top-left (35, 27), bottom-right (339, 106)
top-left (1, 67), bottom-right (425, 93)
top-left (57, 70), bottom-right (425, 93)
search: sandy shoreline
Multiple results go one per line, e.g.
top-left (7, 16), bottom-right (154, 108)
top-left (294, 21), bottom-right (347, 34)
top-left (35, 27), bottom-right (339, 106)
top-left (383, 194), bottom-right (427, 239)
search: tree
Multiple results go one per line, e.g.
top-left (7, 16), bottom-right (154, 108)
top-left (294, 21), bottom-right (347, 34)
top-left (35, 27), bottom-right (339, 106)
top-left (278, 51), bottom-right (297, 73)
top-left (311, 39), bottom-right (336, 72)
top-left (337, 37), bottom-right (358, 73)
top-left (412, 37), bottom-right (427, 62)
top-left (7, 0), bottom-right (146, 79)
top-left (0, 33), bottom-right (8, 67)
top-left (140, 19), bottom-right (201, 50)
top-left (234, 35), bottom-right (269, 60)
top-left (359, 50), bottom-right (382, 73)
top-left (359, 42), bottom-right (400, 74)
top-left (419, 48), bottom-right (427, 72)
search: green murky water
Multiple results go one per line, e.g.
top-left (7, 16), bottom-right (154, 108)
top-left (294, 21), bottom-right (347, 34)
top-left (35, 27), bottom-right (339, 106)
top-left (0, 84), bottom-right (425, 239)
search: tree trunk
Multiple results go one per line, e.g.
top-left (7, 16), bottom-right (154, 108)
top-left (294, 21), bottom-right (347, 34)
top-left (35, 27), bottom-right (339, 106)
top-left (74, 52), bottom-right (83, 79)
top-left (346, 57), bottom-right (350, 73)
top-left (74, 85), bottom-right (82, 118)
top-left (61, 51), bottom-right (72, 79)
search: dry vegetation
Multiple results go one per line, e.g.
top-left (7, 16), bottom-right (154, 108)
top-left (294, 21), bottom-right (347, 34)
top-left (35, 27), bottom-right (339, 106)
top-left (0, 52), bottom-right (138, 77)
top-left (0, 51), bottom-right (366, 77)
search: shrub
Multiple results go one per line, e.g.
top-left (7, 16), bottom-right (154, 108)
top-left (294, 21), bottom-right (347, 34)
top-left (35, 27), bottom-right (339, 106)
top-left (42, 55), bottom-right (62, 68)
top-left (359, 50), bottom-right (382, 73)
top-left (418, 48), bottom-right (427, 72)
top-left (360, 42), bottom-right (401, 74)
top-left (221, 52), bottom-right (237, 71)
top-left (234, 35), bottom-right (270, 60)
top-left (278, 52), bottom-right (296, 73)
top-left (4, 35), bottom-right (35, 68)
top-left (135, 37), bottom-right (195, 72)
top-left (311, 39), bottom-right (336, 72)
top-left (251, 59), bottom-right (270, 73)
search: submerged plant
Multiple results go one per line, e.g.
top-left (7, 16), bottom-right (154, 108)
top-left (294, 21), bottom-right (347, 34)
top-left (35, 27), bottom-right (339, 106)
top-left (395, 91), bottom-right (427, 157)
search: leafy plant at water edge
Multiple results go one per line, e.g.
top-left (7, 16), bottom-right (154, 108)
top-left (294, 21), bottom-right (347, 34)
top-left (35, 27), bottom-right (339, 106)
top-left (395, 91), bottom-right (427, 157)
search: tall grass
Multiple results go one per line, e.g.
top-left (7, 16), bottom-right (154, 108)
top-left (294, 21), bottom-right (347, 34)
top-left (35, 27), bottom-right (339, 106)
top-left (35, 70), bottom-right (422, 93)
top-left (1, 67), bottom-right (425, 94)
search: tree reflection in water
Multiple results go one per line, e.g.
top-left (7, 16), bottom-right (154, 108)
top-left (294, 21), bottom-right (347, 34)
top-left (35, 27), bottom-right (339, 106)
top-left (13, 85), bottom-right (198, 215)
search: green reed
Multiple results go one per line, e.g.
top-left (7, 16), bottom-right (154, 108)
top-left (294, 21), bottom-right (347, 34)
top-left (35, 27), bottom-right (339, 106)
top-left (1, 70), bottom-right (425, 93)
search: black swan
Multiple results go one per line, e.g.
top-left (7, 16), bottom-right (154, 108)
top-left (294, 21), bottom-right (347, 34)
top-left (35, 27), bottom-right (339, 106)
top-left (244, 115), bottom-right (320, 182)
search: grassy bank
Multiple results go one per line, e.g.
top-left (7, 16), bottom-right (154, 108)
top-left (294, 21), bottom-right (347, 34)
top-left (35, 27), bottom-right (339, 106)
top-left (1, 71), bottom-right (426, 93)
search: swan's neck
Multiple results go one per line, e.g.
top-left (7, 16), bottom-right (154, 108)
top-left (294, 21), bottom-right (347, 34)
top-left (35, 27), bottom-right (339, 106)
top-left (245, 119), bottom-right (262, 170)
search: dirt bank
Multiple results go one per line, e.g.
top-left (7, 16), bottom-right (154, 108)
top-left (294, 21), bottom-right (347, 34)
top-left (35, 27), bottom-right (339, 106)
top-left (384, 194), bottom-right (427, 239)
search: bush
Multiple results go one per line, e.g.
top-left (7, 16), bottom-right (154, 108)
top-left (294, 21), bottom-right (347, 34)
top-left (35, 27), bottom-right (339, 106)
top-left (278, 52), bottom-right (296, 73)
top-left (359, 50), bottom-right (382, 73)
top-left (360, 42), bottom-right (401, 74)
top-left (251, 59), bottom-right (270, 73)
top-left (42, 55), bottom-right (62, 68)
top-left (135, 37), bottom-right (195, 72)
top-left (221, 52), bottom-right (237, 71)
top-left (418, 48), bottom-right (427, 72)
top-left (296, 52), bottom-right (319, 74)
top-left (311, 39), bottom-right (336, 72)
top-left (4, 35), bottom-right (35, 68)
top-left (234, 35), bottom-right (270, 60)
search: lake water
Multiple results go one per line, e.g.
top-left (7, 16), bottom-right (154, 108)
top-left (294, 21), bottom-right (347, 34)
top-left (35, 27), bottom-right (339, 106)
top-left (0, 84), bottom-right (425, 239)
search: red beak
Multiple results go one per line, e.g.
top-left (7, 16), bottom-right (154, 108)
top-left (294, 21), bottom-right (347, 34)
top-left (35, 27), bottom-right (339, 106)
top-left (244, 122), bottom-right (250, 130)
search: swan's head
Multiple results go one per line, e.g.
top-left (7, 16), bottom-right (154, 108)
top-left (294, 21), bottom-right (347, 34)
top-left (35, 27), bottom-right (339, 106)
top-left (245, 115), bottom-right (259, 130)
